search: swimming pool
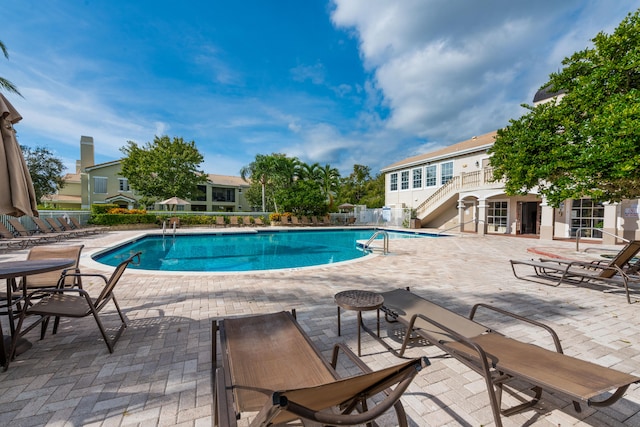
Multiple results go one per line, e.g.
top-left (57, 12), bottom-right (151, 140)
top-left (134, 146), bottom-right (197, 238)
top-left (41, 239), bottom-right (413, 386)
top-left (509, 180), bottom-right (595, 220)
top-left (94, 228), bottom-right (433, 272)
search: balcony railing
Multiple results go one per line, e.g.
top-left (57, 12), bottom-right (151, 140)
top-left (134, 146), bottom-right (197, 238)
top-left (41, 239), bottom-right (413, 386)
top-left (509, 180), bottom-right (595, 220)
top-left (415, 167), bottom-right (503, 219)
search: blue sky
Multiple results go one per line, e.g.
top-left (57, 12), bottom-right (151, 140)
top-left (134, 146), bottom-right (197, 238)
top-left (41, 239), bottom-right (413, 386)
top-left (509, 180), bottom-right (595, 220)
top-left (2, 1), bottom-right (639, 177)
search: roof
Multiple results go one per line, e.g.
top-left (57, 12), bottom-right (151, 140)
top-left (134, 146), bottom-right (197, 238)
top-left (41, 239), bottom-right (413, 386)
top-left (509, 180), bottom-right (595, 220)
top-left (381, 130), bottom-right (497, 172)
top-left (62, 173), bottom-right (81, 183)
top-left (105, 193), bottom-right (138, 203)
top-left (84, 159), bottom-right (122, 172)
top-left (207, 174), bottom-right (250, 187)
top-left (533, 85), bottom-right (566, 103)
top-left (42, 194), bottom-right (82, 204)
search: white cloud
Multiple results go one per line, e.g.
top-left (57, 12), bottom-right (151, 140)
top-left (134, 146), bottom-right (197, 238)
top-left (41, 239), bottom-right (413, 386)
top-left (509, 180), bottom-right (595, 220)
top-left (331, 0), bottom-right (640, 147)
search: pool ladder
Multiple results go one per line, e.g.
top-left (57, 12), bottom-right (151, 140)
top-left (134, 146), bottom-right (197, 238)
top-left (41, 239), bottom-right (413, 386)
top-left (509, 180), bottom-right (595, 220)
top-left (362, 230), bottom-right (389, 254)
top-left (162, 220), bottom-right (177, 237)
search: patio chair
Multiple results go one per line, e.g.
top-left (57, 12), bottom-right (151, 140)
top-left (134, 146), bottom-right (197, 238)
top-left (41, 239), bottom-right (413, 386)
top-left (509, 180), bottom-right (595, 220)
top-left (378, 288), bottom-right (640, 427)
top-left (228, 216), bottom-right (241, 227)
top-left (300, 215), bottom-right (312, 225)
top-left (253, 217), bottom-right (265, 226)
top-left (5, 245), bottom-right (85, 339)
top-left (215, 216), bottom-right (226, 228)
top-left (8, 218), bottom-right (62, 243)
top-left (68, 216), bottom-right (106, 234)
top-left (0, 222), bottom-right (42, 248)
top-left (55, 216), bottom-right (93, 236)
top-left (20, 245), bottom-right (84, 290)
top-left (510, 240), bottom-right (640, 303)
top-left (45, 217), bottom-right (85, 238)
top-left (290, 215), bottom-right (301, 226)
top-left (213, 310), bottom-right (428, 427)
top-left (31, 217), bottom-right (73, 240)
top-left (8, 252), bottom-right (142, 368)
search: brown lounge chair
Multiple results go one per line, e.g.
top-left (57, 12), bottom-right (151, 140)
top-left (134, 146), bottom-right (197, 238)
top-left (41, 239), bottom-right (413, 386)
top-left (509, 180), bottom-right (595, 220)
top-left (379, 288), bottom-right (640, 427)
top-left (68, 216), bottom-right (106, 234)
top-left (7, 218), bottom-right (62, 243)
top-left (0, 221), bottom-right (43, 248)
top-left (7, 252), bottom-right (141, 370)
top-left (213, 310), bottom-right (428, 426)
top-left (510, 240), bottom-right (640, 303)
top-left (45, 217), bottom-right (86, 238)
top-left (31, 217), bottom-right (74, 240)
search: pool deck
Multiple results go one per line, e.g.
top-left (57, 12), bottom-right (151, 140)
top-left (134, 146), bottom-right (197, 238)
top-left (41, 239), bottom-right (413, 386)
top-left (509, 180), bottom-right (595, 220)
top-left (1, 227), bottom-right (639, 426)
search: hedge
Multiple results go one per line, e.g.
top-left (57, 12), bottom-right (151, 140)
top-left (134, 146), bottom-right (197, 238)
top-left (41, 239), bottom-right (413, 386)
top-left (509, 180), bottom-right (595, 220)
top-left (90, 213), bottom-right (158, 226)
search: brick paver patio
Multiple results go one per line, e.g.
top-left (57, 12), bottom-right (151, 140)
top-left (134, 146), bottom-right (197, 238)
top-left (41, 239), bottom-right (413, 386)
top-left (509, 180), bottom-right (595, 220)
top-left (1, 227), bottom-right (639, 426)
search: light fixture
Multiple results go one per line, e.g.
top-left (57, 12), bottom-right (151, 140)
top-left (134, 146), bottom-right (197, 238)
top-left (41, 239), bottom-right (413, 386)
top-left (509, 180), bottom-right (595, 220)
top-left (475, 161), bottom-right (480, 168)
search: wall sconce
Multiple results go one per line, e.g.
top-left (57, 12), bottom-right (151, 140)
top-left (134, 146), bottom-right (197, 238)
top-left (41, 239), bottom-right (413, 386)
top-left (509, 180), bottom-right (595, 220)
top-left (475, 161), bottom-right (480, 168)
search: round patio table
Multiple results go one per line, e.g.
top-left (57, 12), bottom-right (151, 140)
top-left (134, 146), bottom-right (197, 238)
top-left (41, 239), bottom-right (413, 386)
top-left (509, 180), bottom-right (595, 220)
top-left (335, 290), bottom-right (384, 356)
top-left (0, 258), bottom-right (76, 368)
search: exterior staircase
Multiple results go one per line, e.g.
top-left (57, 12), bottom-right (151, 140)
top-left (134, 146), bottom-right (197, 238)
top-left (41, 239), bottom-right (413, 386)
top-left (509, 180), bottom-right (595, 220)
top-left (415, 168), bottom-right (504, 222)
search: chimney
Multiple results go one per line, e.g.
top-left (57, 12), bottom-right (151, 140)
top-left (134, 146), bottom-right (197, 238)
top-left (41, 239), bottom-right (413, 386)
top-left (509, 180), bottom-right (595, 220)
top-left (80, 135), bottom-right (94, 172)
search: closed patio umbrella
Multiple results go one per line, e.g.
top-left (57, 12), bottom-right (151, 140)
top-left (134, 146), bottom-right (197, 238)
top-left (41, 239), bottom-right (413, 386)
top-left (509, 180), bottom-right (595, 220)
top-left (0, 94), bottom-right (38, 218)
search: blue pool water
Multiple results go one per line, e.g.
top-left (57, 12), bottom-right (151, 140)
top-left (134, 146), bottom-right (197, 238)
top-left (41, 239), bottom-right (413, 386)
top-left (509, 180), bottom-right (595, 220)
top-left (94, 229), bottom-right (432, 272)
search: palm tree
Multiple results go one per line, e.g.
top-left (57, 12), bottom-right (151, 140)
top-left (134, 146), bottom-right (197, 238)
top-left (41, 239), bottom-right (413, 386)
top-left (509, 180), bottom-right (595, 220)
top-left (240, 154), bottom-right (277, 212)
top-left (0, 40), bottom-right (21, 96)
top-left (318, 164), bottom-right (340, 210)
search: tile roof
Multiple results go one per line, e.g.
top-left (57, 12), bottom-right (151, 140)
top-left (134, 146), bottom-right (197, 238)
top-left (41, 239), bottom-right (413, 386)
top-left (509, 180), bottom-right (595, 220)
top-left (381, 130), bottom-right (497, 172)
top-left (207, 174), bottom-right (250, 186)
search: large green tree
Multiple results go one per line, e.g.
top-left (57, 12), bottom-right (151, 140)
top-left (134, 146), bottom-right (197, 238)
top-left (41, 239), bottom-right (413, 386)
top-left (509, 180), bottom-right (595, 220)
top-left (120, 135), bottom-right (207, 208)
top-left (21, 145), bottom-right (65, 204)
top-left (489, 9), bottom-right (640, 207)
top-left (0, 40), bottom-right (21, 96)
top-left (240, 153), bottom-right (301, 212)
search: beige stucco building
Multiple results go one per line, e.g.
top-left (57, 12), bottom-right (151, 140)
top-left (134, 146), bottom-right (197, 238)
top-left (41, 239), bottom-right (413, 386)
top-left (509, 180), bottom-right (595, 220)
top-left (382, 91), bottom-right (640, 243)
top-left (45, 136), bottom-right (251, 212)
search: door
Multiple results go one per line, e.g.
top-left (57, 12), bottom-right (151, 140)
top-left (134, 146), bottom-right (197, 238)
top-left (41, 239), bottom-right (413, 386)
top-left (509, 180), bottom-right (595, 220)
top-left (520, 202), bottom-right (539, 234)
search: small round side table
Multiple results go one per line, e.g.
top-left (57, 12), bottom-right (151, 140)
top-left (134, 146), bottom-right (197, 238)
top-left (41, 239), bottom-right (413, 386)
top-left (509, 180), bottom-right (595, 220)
top-left (335, 290), bottom-right (384, 356)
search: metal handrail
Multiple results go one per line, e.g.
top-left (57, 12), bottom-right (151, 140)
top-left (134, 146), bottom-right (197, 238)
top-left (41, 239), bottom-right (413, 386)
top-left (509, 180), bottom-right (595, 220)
top-left (362, 230), bottom-right (389, 254)
top-left (437, 219), bottom-right (485, 235)
top-left (575, 227), bottom-right (629, 251)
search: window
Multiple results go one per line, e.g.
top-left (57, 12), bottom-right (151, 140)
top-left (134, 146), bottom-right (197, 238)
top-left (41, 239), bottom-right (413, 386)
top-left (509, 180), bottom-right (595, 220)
top-left (441, 162), bottom-right (453, 185)
top-left (194, 185), bottom-right (207, 202)
top-left (487, 201), bottom-right (508, 233)
top-left (94, 177), bottom-right (107, 194)
top-left (425, 165), bottom-right (436, 187)
top-left (401, 171), bottom-right (409, 190)
top-left (212, 187), bottom-right (235, 202)
top-left (412, 168), bottom-right (422, 189)
top-left (390, 173), bottom-right (398, 191)
top-left (570, 199), bottom-right (604, 238)
top-left (118, 178), bottom-right (130, 192)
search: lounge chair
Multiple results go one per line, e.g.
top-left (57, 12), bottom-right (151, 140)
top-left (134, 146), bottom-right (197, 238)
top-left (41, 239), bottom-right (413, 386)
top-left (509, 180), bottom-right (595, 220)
top-left (378, 288), bottom-right (640, 427)
top-left (8, 218), bottom-right (62, 243)
top-left (0, 222), bottom-right (42, 248)
top-left (215, 216), bottom-right (226, 228)
top-left (54, 216), bottom-right (91, 236)
top-left (253, 217), bottom-right (265, 226)
top-left (31, 217), bottom-right (73, 240)
top-left (228, 216), bottom-right (241, 227)
top-left (68, 216), bottom-right (106, 234)
top-left (510, 240), bottom-right (640, 303)
top-left (7, 251), bottom-right (141, 369)
top-left (45, 217), bottom-right (85, 238)
top-left (213, 310), bottom-right (428, 426)
top-left (300, 215), bottom-right (312, 225)
top-left (290, 215), bottom-right (301, 226)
